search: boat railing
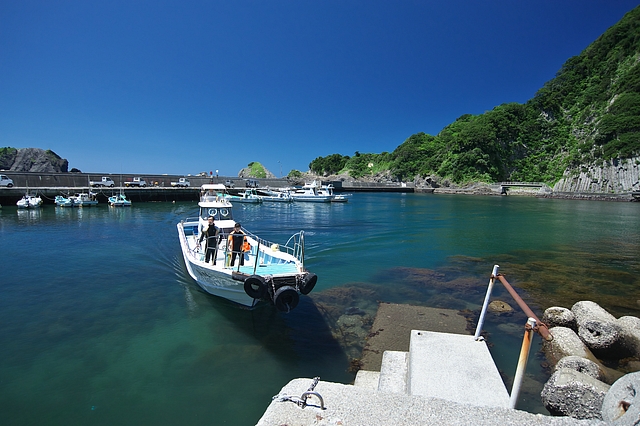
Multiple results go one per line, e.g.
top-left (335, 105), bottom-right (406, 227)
top-left (474, 265), bottom-right (553, 409)
top-left (242, 229), bottom-right (305, 264)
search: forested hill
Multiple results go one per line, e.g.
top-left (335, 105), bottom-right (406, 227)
top-left (309, 6), bottom-right (640, 188)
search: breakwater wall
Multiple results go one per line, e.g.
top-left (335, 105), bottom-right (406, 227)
top-left (0, 172), bottom-right (416, 205)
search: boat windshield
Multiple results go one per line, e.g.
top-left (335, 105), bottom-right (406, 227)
top-left (200, 207), bottom-right (233, 222)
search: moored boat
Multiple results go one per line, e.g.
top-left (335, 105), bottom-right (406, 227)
top-left (17, 194), bottom-right (43, 208)
top-left (69, 192), bottom-right (99, 207)
top-left (258, 189), bottom-right (293, 203)
top-left (317, 183), bottom-right (350, 202)
top-left (176, 184), bottom-right (317, 312)
top-left (289, 181), bottom-right (333, 203)
top-left (226, 188), bottom-right (263, 203)
top-left (108, 193), bottom-right (131, 207)
top-left (55, 195), bottom-right (74, 207)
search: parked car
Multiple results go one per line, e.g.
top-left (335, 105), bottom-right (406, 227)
top-left (245, 179), bottom-right (259, 188)
top-left (224, 180), bottom-right (235, 188)
top-left (0, 174), bottom-right (14, 188)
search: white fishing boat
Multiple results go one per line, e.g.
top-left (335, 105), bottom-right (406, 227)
top-left (108, 193), bottom-right (131, 207)
top-left (177, 184), bottom-right (317, 312)
top-left (69, 192), bottom-right (99, 207)
top-left (55, 195), bottom-right (74, 207)
top-left (289, 181), bottom-right (333, 203)
top-left (227, 188), bottom-right (263, 203)
top-left (317, 183), bottom-right (350, 202)
top-left (258, 189), bottom-right (293, 203)
top-left (16, 194), bottom-right (43, 208)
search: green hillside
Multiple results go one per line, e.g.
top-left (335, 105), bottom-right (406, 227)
top-left (310, 6), bottom-right (640, 185)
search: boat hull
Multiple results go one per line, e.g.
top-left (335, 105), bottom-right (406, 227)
top-left (177, 222), bottom-right (257, 307)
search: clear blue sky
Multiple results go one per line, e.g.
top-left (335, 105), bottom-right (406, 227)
top-left (1, 1), bottom-right (638, 177)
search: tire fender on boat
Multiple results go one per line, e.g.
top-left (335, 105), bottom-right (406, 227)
top-left (273, 286), bottom-right (299, 313)
top-left (244, 275), bottom-right (267, 299)
top-left (299, 273), bottom-right (318, 295)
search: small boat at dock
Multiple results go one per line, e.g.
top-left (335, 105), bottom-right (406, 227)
top-left (17, 194), bottom-right (43, 208)
top-left (108, 193), bottom-right (132, 207)
top-left (55, 195), bottom-right (74, 207)
top-left (69, 192), bottom-right (99, 207)
top-left (176, 184), bottom-right (317, 312)
top-left (289, 181), bottom-right (333, 203)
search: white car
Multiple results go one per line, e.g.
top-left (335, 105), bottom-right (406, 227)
top-left (0, 174), bottom-right (14, 188)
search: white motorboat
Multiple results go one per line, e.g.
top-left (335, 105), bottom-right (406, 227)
top-left (69, 192), bottom-right (99, 207)
top-left (289, 181), bottom-right (333, 203)
top-left (108, 193), bottom-right (131, 207)
top-left (227, 188), bottom-right (262, 203)
top-left (16, 194), bottom-right (43, 208)
top-left (55, 195), bottom-right (74, 207)
top-left (177, 184), bottom-right (317, 312)
top-left (317, 183), bottom-right (350, 202)
top-left (258, 189), bottom-right (293, 203)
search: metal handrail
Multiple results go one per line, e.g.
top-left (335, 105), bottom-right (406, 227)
top-left (474, 265), bottom-right (552, 409)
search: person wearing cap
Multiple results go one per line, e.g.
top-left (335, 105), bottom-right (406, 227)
top-left (228, 222), bottom-right (246, 266)
top-left (198, 216), bottom-right (219, 264)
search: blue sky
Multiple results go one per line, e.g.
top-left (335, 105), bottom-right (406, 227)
top-left (1, 1), bottom-right (638, 177)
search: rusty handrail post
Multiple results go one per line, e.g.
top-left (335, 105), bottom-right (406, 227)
top-left (494, 274), bottom-right (552, 341)
top-left (509, 317), bottom-right (536, 409)
top-left (474, 264), bottom-right (500, 340)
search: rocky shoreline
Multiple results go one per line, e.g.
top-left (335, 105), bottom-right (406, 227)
top-left (540, 301), bottom-right (640, 421)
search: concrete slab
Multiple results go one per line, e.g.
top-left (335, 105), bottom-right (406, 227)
top-left (353, 370), bottom-right (379, 391)
top-left (378, 351), bottom-right (408, 394)
top-left (408, 330), bottom-right (511, 408)
top-left (257, 378), bottom-right (602, 426)
top-left (361, 303), bottom-right (469, 370)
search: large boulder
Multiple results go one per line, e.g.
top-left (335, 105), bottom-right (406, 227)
top-left (572, 301), bottom-right (623, 357)
top-left (542, 327), bottom-right (600, 367)
top-left (572, 301), bottom-right (617, 324)
top-left (556, 356), bottom-right (605, 381)
top-left (541, 368), bottom-right (610, 419)
top-left (617, 316), bottom-right (640, 359)
top-left (543, 306), bottom-right (577, 330)
top-left (1, 147), bottom-right (68, 172)
top-left (601, 372), bottom-right (640, 425)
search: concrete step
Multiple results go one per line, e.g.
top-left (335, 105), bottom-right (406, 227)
top-left (407, 330), bottom-right (510, 408)
top-left (377, 350), bottom-right (408, 394)
top-left (353, 370), bottom-right (380, 391)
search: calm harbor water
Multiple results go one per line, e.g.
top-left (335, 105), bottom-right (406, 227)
top-left (1, 193), bottom-right (639, 425)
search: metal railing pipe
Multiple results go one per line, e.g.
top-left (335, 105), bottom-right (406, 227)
top-left (509, 317), bottom-right (536, 409)
top-left (494, 274), bottom-right (552, 341)
top-left (474, 264), bottom-right (500, 340)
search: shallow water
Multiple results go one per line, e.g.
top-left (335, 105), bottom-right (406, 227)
top-left (1, 194), bottom-right (639, 424)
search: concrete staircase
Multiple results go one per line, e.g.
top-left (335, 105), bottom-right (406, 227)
top-left (355, 330), bottom-right (511, 409)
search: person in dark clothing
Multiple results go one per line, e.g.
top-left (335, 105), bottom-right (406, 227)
top-left (198, 216), bottom-right (219, 264)
top-left (228, 222), bottom-right (246, 267)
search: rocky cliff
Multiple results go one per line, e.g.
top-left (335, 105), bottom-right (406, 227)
top-left (553, 156), bottom-right (640, 193)
top-left (0, 147), bottom-right (68, 173)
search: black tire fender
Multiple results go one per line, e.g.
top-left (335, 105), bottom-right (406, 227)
top-left (274, 286), bottom-right (299, 313)
top-left (244, 275), bottom-right (266, 299)
top-left (299, 273), bottom-right (317, 295)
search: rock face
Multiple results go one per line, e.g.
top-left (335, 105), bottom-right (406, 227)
top-left (553, 156), bottom-right (640, 194)
top-left (0, 147), bottom-right (68, 173)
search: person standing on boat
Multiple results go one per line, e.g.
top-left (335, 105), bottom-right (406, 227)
top-left (198, 216), bottom-right (219, 264)
top-left (228, 222), bottom-right (246, 267)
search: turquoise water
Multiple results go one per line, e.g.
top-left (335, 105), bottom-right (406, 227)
top-left (1, 194), bottom-right (639, 424)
